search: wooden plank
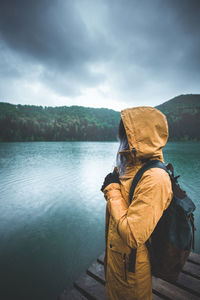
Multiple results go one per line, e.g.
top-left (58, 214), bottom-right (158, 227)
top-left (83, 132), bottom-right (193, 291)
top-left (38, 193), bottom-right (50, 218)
top-left (58, 288), bottom-right (88, 300)
top-left (97, 252), bottom-right (104, 265)
top-left (177, 272), bottom-right (200, 296)
top-left (188, 252), bottom-right (200, 265)
top-left (87, 261), bottom-right (105, 285)
top-left (152, 277), bottom-right (200, 300)
top-left (183, 261), bottom-right (200, 279)
top-left (189, 253), bottom-right (200, 265)
top-left (74, 273), bottom-right (106, 300)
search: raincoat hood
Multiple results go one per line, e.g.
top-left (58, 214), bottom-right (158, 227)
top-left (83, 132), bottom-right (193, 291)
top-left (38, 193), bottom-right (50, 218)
top-left (120, 106), bottom-right (168, 160)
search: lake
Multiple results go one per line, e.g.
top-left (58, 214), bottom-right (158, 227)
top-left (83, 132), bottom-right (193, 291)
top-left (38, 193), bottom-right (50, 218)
top-left (0, 142), bottom-right (199, 300)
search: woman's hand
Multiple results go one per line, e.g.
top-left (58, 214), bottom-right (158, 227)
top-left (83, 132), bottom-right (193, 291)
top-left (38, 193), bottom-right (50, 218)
top-left (101, 168), bottom-right (120, 192)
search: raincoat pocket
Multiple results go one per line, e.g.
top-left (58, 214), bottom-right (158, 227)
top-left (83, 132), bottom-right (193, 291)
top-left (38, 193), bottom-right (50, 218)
top-left (108, 248), bottom-right (128, 283)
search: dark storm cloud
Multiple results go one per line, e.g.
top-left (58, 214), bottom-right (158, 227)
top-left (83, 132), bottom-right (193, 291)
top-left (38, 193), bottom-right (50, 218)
top-left (0, 0), bottom-right (109, 66)
top-left (0, 0), bottom-right (112, 96)
top-left (0, 0), bottom-right (199, 106)
top-left (103, 0), bottom-right (200, 99)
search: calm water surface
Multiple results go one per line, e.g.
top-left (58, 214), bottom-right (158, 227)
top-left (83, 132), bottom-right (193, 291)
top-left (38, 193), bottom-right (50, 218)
top-left (0, 142), bottom-right (199, 300)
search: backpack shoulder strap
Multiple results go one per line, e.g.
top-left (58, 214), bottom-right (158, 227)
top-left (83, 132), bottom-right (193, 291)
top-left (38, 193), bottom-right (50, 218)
top-left (129, 159), bottom-right (168, 203)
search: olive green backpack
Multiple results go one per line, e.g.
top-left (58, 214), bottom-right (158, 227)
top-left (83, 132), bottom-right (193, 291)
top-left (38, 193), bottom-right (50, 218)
top-left (128, 159), bottom-right (196, 282)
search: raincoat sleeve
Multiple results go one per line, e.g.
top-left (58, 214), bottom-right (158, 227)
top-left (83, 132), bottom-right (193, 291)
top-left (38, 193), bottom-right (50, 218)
top-left (104, 168), bottom-right (172, 248)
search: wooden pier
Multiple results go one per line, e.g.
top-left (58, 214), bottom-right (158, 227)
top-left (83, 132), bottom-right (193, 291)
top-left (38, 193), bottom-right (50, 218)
top-left (58, 251), bottom-right (200, 300)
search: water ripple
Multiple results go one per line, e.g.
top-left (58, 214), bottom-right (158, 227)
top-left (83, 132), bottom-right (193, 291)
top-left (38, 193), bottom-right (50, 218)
top-left (0, 141), bottom-right (199, 300)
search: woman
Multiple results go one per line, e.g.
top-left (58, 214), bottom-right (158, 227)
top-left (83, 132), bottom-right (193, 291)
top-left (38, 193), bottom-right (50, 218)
top-left (101, 107), bottom-right (173, 300)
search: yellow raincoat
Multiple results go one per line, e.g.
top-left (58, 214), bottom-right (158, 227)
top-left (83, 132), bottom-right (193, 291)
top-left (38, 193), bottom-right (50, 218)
top-left (103, 107), bottom-right (173, 300)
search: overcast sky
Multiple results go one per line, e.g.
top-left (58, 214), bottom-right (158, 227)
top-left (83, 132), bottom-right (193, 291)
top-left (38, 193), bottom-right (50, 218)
top-left (0, 0), bottom-right (199, 110)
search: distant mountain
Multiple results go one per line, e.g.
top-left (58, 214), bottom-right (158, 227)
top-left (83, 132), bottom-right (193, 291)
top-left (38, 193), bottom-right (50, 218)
top-left (0, 94), bottom-right (199, 142)
top-left (156, 94), bottom-right (200, 141)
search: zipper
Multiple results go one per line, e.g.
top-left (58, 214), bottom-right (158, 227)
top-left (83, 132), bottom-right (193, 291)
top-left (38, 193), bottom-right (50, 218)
top-left (123, 253), bottom-right (127, 282)
top-left (189, 213), bottom-right (196, 250)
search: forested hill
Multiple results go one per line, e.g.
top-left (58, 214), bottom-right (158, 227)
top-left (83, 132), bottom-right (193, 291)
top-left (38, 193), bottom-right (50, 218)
top-left (0, 94), bottom-right (200, 142)
top-left (156, 94), bottom-right (200, 141)
top-left (0, 104), bottom-right (120, 141)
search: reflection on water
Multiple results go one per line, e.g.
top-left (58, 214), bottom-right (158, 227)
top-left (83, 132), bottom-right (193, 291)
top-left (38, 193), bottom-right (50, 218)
top-left (0, 141), bottom-right (199, 300)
